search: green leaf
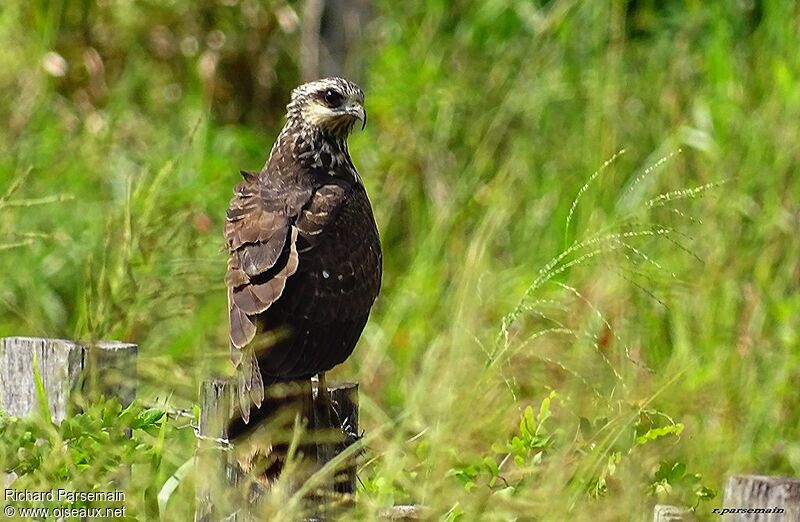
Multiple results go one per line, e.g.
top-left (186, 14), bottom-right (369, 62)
top-left (519, 406), bottom-right (535, 438)
top-left (695, 485), bottom-right (717, 500)
top-left (133, 408), bottom-right (166, 430)
top-left (671, 462), bottom-right (686, 480)
top-left (635, 423), bottom-right (684, 445)
top-left (536, 391), bottom-right (557, 426)
top-left (579, 416), bottom-right (592, 437)
top-left (654, 479), bottom-right (672, 498)
top-left (482, 456), bottom-right (499, 477)
top-left (531, 451), bottom-right (543, 465)
top-left (157, 456), bottom-right (196, 516)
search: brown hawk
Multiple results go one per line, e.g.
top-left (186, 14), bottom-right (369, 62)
top-left (225, 78), bottom-right (382, 436)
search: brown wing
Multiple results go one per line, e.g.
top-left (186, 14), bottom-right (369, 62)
top-left (225, 170), bottom-right (310, 421)
top-left (226, 169), bottom-right (381, 422)
top-left (253, 180), bottom-right (382, 378)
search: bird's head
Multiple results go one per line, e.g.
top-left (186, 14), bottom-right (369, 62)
top-left (286, 77), bottom-right (366, 139)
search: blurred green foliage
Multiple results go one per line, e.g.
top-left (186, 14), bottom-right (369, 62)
top-left (0, 397), bottom-right (170, 519)
top-left (1, 0), bottom-right (799, 520)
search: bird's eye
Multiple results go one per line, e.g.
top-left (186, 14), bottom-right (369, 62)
top-left (323, 89), bottom-right (343, 107)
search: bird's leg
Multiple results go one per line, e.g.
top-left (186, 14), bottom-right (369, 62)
top-left (314, 371), bottom-right (338, 479)
top-left (316, 373), bottom-right (345, 428)
top-left (316, 372), bottom-right (333, 429)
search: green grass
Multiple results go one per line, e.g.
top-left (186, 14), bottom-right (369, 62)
top-left (2, 1), bottom-right (799, 520)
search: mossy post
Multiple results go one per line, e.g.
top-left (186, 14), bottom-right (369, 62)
top-left (0, 336), bottom-right (137, 423)
top-left (723, 475), bottom-right (800, 521)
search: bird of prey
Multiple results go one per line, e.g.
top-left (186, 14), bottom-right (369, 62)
top-left (225, 77), bottom-right (382, 437)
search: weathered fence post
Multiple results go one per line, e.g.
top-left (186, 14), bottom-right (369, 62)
top-left (653, 504), bottom-right (694, 521)
top-left (0, 336), bottom-right (137, 422)
top-left (723, 475), bottom-right (800, 520)
top-left (195, 377), bottom-right (359, 519)
top-left (195, 379), bottom-right (241, 522)
top-left (323, 382), bottom-right (358, 496)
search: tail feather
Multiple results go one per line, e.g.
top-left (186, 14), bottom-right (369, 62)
top-left (237, 350), bottom-right (264, 424)
top-left (228, 378), bottom-right (311, 440)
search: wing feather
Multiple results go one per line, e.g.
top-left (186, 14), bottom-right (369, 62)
top-left (229, 287), bottom-right (257, 350)
top-left (231, 228), bottom-right (299, 315)
top-left (225, 167), bottom-right (312, 423)
top-left (239, 232), bottom-right (287, 277)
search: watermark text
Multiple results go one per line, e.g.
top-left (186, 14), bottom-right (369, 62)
top-left (712, 506), bottom-right (785, 515)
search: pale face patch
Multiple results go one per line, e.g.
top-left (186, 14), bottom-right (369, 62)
top-left (300, 95), bottom-right (364, 137)
top-left (287, 77), bottom-right (366, 139)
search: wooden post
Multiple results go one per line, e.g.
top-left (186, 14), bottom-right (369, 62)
top-left (653, 504), bottom-right (694, 521)
top-left (723, 475), bottom-right (800, 520)
top-left (320, 382), bottom-right (359, 496)
top-left (195, 379), bottom-right (241, 522)
top-left (0, 336), bottom-right (137, 422)
top-left (195, 377), bottom-right (359, 520)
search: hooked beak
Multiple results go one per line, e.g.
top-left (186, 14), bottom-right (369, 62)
top-left (348, 103), bottom-right (367, 130)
